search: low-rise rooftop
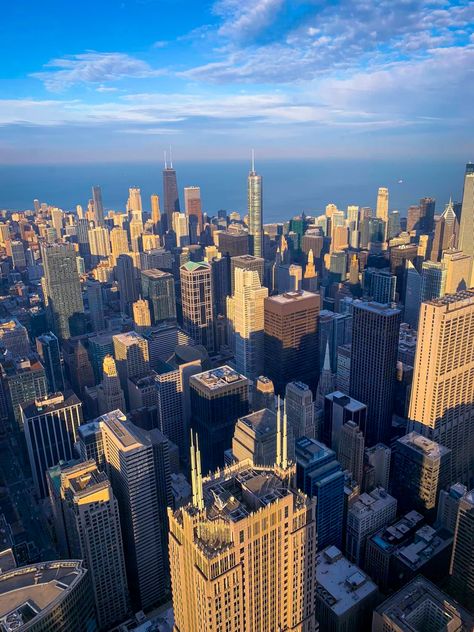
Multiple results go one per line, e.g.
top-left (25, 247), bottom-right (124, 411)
top-left (191, 366), bottom-right (247, 390)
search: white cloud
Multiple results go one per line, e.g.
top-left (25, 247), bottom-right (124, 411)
top-left (31, 52), bottom-right (165, 91)
top-left (214, 0), bottom-right (285, 42)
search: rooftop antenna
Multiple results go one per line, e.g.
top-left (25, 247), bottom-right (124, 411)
top-left (195, 433), bottom-right (204, 510)
top-left (164, 150), bottom-right (167, 169)
top-left (282, 397), bottom-right (288, 469)
top-left (251, 148), bottom-right (255, 173)
top-left (169, 145), bottom-right (173, 169)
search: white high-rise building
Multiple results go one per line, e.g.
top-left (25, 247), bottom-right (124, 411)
top-left (227, 267), bottom-right (268, 381)
top-left (376, 187), bottom-right (389, 238)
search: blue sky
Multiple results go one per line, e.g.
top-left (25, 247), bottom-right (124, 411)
top-left (0, 0), bottom-right (473, 163)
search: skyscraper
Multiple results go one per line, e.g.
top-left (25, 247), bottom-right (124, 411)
top-left (230, 253), bottom-right (264, 294)
top-left (97, 354), bottom-right (126, 415)
top-left (322, 391), bottom-right (367, 454)
top-left (56, 460), bottom-right (129, 629)
top-left (79, 411), bottom-right (168, 610)
top-left (408, 290), bottom-right (474, 485)
top-left (264, 290), bottom-right (320, 394)
top-left (113, 331), bottom-right (150, 405)
top-left (132, 297), bottom-right (152, 331)
top-left (338, 421), bottom-right (365, 486)
top-left (168, 451), bottom-right (317, 632)
top-left (285, 380), bottom-right (315, 439)
top-left (184, 185), bottom-right (203, 242)
top-left (115, 253), bottom-right (139, 314)
top-left (92, 185), bottom-right (104, 226)
top-left (150, 193), bottom-right (161, 234)
top-left (110, 226), bottom-right (130, 262)
top-left (190, 366), bottom-right (249, 473)
top-left (41, 243), bottom-right (84, 339)
top-left (85, 279), bottom-right (105, 332)
top-left (458, 162), bottom-right (474, 259)
top-left (419, 196), bottom-right (436, 232)
top-left (350, 301), bottom-right (401, 446)
top-left (163, 154), bottom-right (180, 233)
top-left (248, 151), bottom-right (263, 257)
top-left (450, 490), bottom-right (474, 611)
top-left (227, 267), bottom-right (268, 381)
top-left (180, 261), bottom-right (215, 352)
top-left (430, 198), bottom-right (459, 261)
top-left (376, 186), bottom-right (389, 237)
top-left (21, 392), bottom-right (83, 497)
top-left (141, 269), bottom-right (177, 324)
top-left (36, 331), bottom-right (64, 393)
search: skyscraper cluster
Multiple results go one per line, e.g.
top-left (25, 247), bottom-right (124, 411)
top-left (0, 159), bottom-right (473, 631)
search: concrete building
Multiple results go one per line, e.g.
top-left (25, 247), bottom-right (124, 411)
top-left (140, 269), bottom-right (176, 324)
top-left (285, 381), bottom-right (315, 440)
top-left (364, 444), bottom-right (391, 491)
top-left (408, 290), bottom-right (474, 485)
top-left (264, 290), bottom-right (320, 394)
top-left (391, 432), bottom-right (451, 519)
top-left (349, 301), bottom-right (401, 446)
top-left (346, 487), bottom-right (397, 566)
top-left (296, 436), bottom-right (344, 550)
top-left (132, 298), bottom-right (151, 331)
top-left (21, 392), bottom-right (83, 498)
top-left (54, 461), bottom-right (129, 629)
top-left (315, 546), bottom-right (378, 632)
top-left (0, 560), bottom-right (97, 632)
top-left (372, 576), bottom-right (473, 632)
top-left (227, 268), bottom-right (268, 381)
top-left (230, 254), bottom-right (264, 294)
top-left (78, 410), bottom-right (169, 610)
top-left (0, 317), bottom-right (30, 357)
top-left (458, 162), bottom-right (474, 260)
top-left (322, 391), bottom-right (367, 455)
top-left (0, 357), bottom-right (48, 430)
top-left (180, 261), bottom-right (215, 353)
top-left (113, 331), bottom-right (150, 406)
top-left (168, 455), bottom-right (317, 632)
top-left (190, 366), bottom-right (249, 473)
top-left (338, 421), bottom-right (365, 486)
top-left (436, 483), bottom-right (469, 533)
top-left (96, 354), bottom-right (126, 415)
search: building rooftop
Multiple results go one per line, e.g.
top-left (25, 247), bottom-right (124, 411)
top-left (237, 409), bottom-right (277, 437)
top-left (20, 391), bottom-right (80, 419)
top-left (0, 560), bottom-right (87, 631)
top-left (427, 288), bottom-right (474, 309)
top-left (113, 331), bottom-right (147, 346)
top-left (349, 488), bottom-right (396, 517)
top-left (353, 300), bottom-right (401, 316)
top-left (267, 289), bottom-right (317, 304)
top-left (0, 550), bottom-right (16, 574)
top-left (396, 432), bottom-right (451, 460)
top-left (375, 576), bottom-right (474, 631)
top-left (371, 511), bottom-right (424, 553)
top-left (394, 525), bottom-right (453, 571)
top-left (141, 268), bottom-right (172, 279)
top-left (191, 365), bottom-right (247, 390)
top-left (325, 391), bottom-right (366, 412)
top-left (180, 261), bottom-right (210, 272)
top-left (316, 546), bottom-right (377, 615)
top-left (97, 410), bottom-right (141, 450)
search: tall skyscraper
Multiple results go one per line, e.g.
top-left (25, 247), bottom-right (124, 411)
top-left (132, 297), bottom-right (152, 331)
top-left (168, 450), bottom-right (317, 632)
top-left (430, 198), bottom-right (459, 261)
top-left (110, 226), bottom-right (130, 262)
top-left (227, 267), bottom-right (268, 381)
top-left (230, 254), bottom-right (264, 293)
top-left (350, 301), bottom-right (401, 446)
top-left (113, 331), bottom-right (150, 405)
top-left (264, 290), bottom-right (320, 394)
top-left (248, 151), bottom-right (263, 257)
top-left (115, 253), bottom-right (139, 314)
top-left (184, 185), bottom-right (203, 242)
top-left (419, 196), bottom-right (436, 232)
top-left (85, 279), bottom-right (105, 332)
top-left (41, 243), bottom-right (84, 339)
top-left (180, 261), bottom-right (215, 352)
top-left (285, 381), bottom-right (315, 439)
top-left (79, 411), bottom-right (168, 610)
top-left (56, 460), bottom-right (129, 629)
top-left (36, 331), bottom-right (64, 393)
top-left (450, 490), bottom-right (474, 611)
top-left (296, 436), bottom-right (344, 550)
top-left (97, 354), bottom-right (126, 415)
top-left (21, 392), bottom-right (83, 497)
top-left (376, 186), bottom-right (389, 237)
top-left (92, 185), bottom-right (104, 226)
top-left (0, 317), bottom-right (30, 357)
top-left (408, 290), bottom-right (474, 485)
top-left (338, 421), bottom-right (365, 486)
top-left (190, 366), bottom-right (249, 473)
top-left (150, 193), bottom-right (161, 234)
top-left (421, 260), bottom-right (447, 301)
top-left (322, 391), bottom-right (367, 454)
top-left (163, 154), bottom-right (180, 233)
top-left (141, 269), bottom-right (176, 323)
top-left (458, 162), bottom-right (474, 259)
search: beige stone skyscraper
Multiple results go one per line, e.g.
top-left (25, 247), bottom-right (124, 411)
top-left (110, 226), bottom-right (129, 263)
top-left (376, 186), bottom-right (389, 237)
top-left (227, 267), bottom-right (268, 381)
top-left (408, 289), bottom-right (474, 485)
top-left (97, 354), bottom-right (126, 415)
top-left (180, 261), bottom-right (215, 352)
top-left (57, 460), bottom-right (129, 629)
top-left (151, 193), bottom-right (161, 233)
top-left (132, 297), bottom-right (152, 331)
top-left (458, 163), bottom-right (474, 259)
top-left (168, 434), bottom-right (317, 632)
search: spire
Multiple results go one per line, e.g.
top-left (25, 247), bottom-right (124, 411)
top-left (323, 341), bottom-right (331, 372)
top-left (276, 395), bottom-right (281, 467)
top-left (190, 430), bottom-right (204, 511)
top-left (282, 397), bottom-right (288, 469)
top-left (164, 150), bottom-right (167, 169)
top-left (251, 148), bottom-right (255, 173)
top-left (169, 145), bottom-right (173, 169)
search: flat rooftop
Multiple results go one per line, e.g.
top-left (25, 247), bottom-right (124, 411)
top-left (20, 391), bottom-right (80, 418)
top-left (238, 409), bottom-right (277, 437)
top-left (0, 561), bottom-right (86, 629)
top-left (113, 331), bottom-right (146, 346)
top-left (353, 300), bottom-right (401, 316)
top-left (141, 268), bottom-right (172, 279)
top-left (316, 546), bottom-right (377, 615)
top-left (267, 290), bottom-right (317, 304)
top-left (325, 391), bottom-right (366, 412)
top-left (397, 432), bottom-right (451, 459)
top-left (427, 288), bottom-right (474, 309)
top-left (98, 410), bottom-right (141, 449)
top-left (191, 365), bottom-right (247, 390)
top-left (349, 488), bottom-right (396, 516)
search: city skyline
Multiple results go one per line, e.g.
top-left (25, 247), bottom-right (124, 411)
top-left (1, 1), bottom-right (474, 164)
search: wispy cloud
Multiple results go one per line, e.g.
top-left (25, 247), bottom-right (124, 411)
top-left (31, 52), bottom-right (166, 91)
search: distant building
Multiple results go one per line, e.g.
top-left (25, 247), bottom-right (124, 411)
top-left (113, 331), bottom-right (150, 406)
top-left (180, 261), bottom-right (215, 352)
top-left (315, 546), bottom-right (379, 632)
top-left (450, 490), bottom-right (474, 612)
top-left (0, 317), bottom-right (30, 357)
top-left (140, 269), bottom-right (177, 324)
